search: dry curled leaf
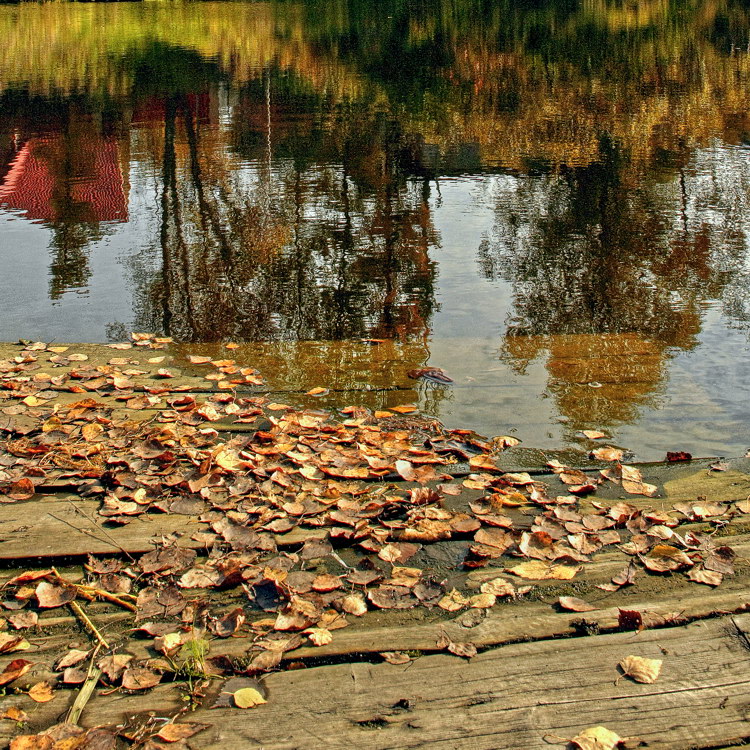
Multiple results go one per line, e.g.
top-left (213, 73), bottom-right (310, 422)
top-left (618, 655), bottom-right (662, 684)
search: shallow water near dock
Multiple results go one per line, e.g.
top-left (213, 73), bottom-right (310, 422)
top-left (1, 0), bottom-right (750, 459)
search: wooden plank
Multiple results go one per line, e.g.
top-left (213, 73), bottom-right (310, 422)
top-left (0, 498), bottom-right (325, 560)
top-left (73, 615), bottom-right (750, 749)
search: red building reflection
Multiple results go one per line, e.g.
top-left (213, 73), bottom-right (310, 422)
top-left (0, 134), bottom-right (128, 224)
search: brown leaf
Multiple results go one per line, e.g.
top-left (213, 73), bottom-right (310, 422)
top-left (436, 633), bottom-right (477, 659)
top-left (55, 649), bottom-right (90, 670)
top-left (581, 430), bottom-right (607, 440)
top-left (8, 611), bottom-right (38, 630)
top-left (35, 581), bottom-right (76, 609)
top-left (2, 706), bottom-right (28, 722)
top-left (618, 655), bottom-right (662, 683)
top-left (687, 566), bottom-right (723, 586)
top-left (8, 479), bottom-right (35, 501)
top-left (27, 681), bottom-right (55, 703)
top-left (121, 666), bottom-right (161, 691)
top-left (156, 723), bottom-right (209, 743)
top-left (0, 634), bottom-right (30, 654)
top-left (10, 736), bottom-right (54, 750)
top-left (380, 652), bottom-right (412, 665)
top-left (640, 544), bottom-right (694, 573)
top-left (341, 593), bottom-right (368, 617)
top-left (558, 596), bottom-right (597, 612)
top-left (0, 659), bottom-right (33, 686)
top-left (304, 628), bottom-right (333, 646)
top-left (618, 609), bottom-right (643, 632)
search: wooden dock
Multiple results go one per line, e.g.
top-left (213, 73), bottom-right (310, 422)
top-left (0, 340), bottom-right (748, 749)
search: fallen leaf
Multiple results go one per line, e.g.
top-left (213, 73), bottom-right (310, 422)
top-left (304, 628), bottom-right (333, 646)
top-left (233, 687), bottom-right (267, 708)
top-left (380, 652), bottom-right (411, 665)
top-left (570, 726), bottom-right (623, 750)
top-left (506, 561), bottom-right (580, 580)
top-left (618, 655), bottom-right (662, 683)
top-left (121, 666), bottom-right (161, 691)
top-left (436, 633), bottom-right (477, 658)
top-left (0, 659), bottom-right (32, 686)
top-left (27, 682), bottom-right (55, 703)
top-left (156, 723), bottom-right (209, 742)
top-left (1, 706), bottom-right (28, 722)
top-left (35, 581), bottom-right (76, 608)
top-left (390, 404), bottom-right (418, 414)
top-left (558, 596), bottom-right (596, 612)
top-left (590, 447), bottom-right (624, 462)
top-left (687, 567), bottom-right (723, 586)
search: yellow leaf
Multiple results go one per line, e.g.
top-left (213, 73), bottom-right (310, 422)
top-left (618, 655), bottom-right (662, 684)
top-left (233, 687), bottom-right (267, 708)
top-left (304, 628), bottom-right (333, 646)
top-left (570, 726), bottom-right (622, 750)
top-left (506, 561), bottom-right (580, 580)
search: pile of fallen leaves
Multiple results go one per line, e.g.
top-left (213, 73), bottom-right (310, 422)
top-left (0, 336), bottom-right (745, 746)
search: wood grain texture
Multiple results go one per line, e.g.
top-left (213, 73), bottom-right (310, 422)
top-left (74, 616), bottom-right (750, 749)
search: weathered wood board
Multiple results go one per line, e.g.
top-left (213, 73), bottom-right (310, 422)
top-left (62, 615), bottom-right (750, 750)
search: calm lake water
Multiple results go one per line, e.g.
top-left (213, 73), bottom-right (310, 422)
top-left (2, 0), bottom-right (750, 459)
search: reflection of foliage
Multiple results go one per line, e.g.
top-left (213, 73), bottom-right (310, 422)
top-left (131, 69), bottom-right (438, 342)
top-left (479, 135), bottom-right (750, 429)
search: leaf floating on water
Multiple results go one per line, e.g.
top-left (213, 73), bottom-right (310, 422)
top-left (390, 404), bottom-right (418, 414)
top-left (558, 596), bottom-right (597, 612)
top-left (581, 430), bottom-right (607, 440)
top-left (407, 368), bottom-right (453, 384)
top-left (618, 655), bottom-right (662, 684)
top-left (306, 387), bottom-right (329, 397)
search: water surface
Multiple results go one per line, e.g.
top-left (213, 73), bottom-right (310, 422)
top-left (2, 0), bottom-right (750, 458)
